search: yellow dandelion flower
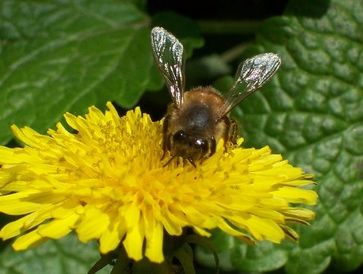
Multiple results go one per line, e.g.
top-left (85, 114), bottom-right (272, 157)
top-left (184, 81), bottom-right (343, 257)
top-left (0, 102), bottom-right (317, 263)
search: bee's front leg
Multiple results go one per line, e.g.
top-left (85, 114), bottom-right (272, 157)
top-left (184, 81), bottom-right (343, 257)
top-left (229, 118), bottom-right (239, 145)
top-left (222, 117), bottom-right (239, 152)
top-left (161, 115), bottom-right (171, 160)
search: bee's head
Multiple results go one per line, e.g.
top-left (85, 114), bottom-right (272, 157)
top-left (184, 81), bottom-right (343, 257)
top-left (171, 130), bottom-right (214, 165)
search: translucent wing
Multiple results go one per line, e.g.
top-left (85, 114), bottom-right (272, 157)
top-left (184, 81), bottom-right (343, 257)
top-left (151, 26), bottom-right (185, 108)
top-left (217, 53), bottom-right (281, 119)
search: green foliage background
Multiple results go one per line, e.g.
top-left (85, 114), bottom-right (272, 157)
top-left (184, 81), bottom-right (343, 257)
top-left (1, 0), bottom-right (363, 273)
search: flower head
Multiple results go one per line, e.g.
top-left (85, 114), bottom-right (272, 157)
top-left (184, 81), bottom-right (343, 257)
top-left (0, 103), bottom-right (317, 263)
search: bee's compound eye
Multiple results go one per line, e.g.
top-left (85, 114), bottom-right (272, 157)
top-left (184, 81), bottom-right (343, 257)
top-left (195, 138), bottom-right (208, 153)
top-left (173, 130), bottom-right (187, 142)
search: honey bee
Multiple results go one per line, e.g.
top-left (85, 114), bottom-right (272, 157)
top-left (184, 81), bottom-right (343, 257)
top-left (151, 27), bottom-right (281, 166)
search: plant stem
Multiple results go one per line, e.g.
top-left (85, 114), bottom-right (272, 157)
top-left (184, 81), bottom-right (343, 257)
top-left (220, 43), bottom-right (249, 63)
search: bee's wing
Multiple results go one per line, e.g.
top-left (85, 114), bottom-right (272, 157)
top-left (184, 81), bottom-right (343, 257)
top-left (151, 27), bottom-right (185, 108)
top-left (217, 53), bottom-right (281, 119)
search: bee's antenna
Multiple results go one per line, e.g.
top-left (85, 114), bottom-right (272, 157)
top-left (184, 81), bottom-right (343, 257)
top-left (187, 158), bottom-right (197, 168)
top-left (163, 155), bottom-right (177, 167)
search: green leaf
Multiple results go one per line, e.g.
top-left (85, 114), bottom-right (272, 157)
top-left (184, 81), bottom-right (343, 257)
top-left (196, 0), bottom-right (363, 273)
top-left (0, 0), bottom-right (202, 145)
top-left (0, 234), bottom-right (111, 274)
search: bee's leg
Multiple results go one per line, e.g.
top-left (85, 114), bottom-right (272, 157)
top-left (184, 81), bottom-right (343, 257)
top-left (161, 115), bottom-right (170, 160)
top-left (229, 118), bottom-right (239, 145)
top-left (209, 137), bottom-right (216, 156)
top-left (222, 117), bottom-right (230, 151)
top-left (222, 117), bottom-right (239, 152)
